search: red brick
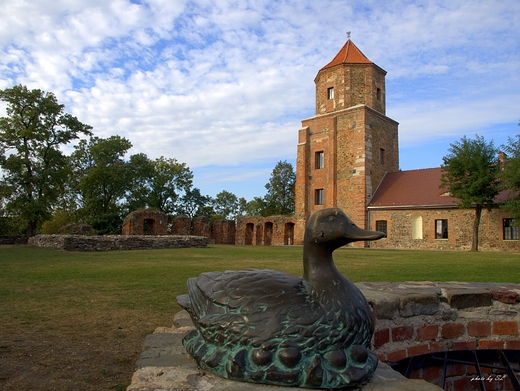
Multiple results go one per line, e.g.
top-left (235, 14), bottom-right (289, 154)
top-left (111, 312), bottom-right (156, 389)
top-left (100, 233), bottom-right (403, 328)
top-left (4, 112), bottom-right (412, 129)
top-left (446, 363), bottom-right (467, 377)
top-left (429, 342), bottom-right (448, 352)
top-left (392, 325), bottom-right (414, 342)
top-left (408, 344), bottom-right (429, 357)
top-left (492, 321), bottom-right (518, 335)
top-left (422, 365), bottom-right (443, 383)
top-left (441, 323), bottom-right (465, 339)
top-left (478, 339), bottom-right (504, 349)
top-left (453, 340), bottom-right (477, 350)
top-left (374, 328), bottom-right (389, 348)
top-left (416, 324), bottom-right (438, 341)
top-left (453, 377), bottom-right (474, 391)
top-left (506, 340), bottom-right (520, 349)
top-left (468, 321), bottom-right (491, 337)
top-left (377, 352), bottom-right (387, 361)
top-left (387, 349), bottom-right (407, 362)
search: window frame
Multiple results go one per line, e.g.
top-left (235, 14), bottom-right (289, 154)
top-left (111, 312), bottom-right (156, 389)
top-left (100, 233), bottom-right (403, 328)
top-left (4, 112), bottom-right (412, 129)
top-left (435, 219), bottom-right (449, 239)
top-left (375, 220), bottom-right (387, 236)
top-left (503, 218), bottom-right (519, 240)
top-left (315, 189), bottom-right (324, 205)
top-left (315, 151), bottom-right (324, 169)
top-left (327, 87), bottom-right (334, 100)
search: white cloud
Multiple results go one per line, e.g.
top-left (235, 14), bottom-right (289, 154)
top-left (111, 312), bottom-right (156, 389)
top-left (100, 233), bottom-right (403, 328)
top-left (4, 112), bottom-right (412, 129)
top-left (1, 0), bottom-right (519, 198)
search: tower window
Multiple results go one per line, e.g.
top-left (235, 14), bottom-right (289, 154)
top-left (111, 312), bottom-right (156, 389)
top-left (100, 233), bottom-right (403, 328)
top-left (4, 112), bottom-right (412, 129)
top-left (315, 189), bottom-right (324, 205)
top-left (379, 148), bottom-right (385, 165)
top-left (377, 88), bottom-right (381, 100)
top-left (315, 151), bottom-right (324, 169)
top-left (327, 87), bottom-right (334, 100)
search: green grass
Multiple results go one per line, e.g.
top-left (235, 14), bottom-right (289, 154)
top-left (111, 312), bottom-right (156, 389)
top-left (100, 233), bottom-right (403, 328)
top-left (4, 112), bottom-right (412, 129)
top-left (1, 244), bottom-right (519, 325)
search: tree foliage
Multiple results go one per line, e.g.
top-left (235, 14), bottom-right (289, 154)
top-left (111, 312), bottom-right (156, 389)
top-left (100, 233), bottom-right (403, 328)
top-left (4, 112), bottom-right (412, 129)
top-left (264, 160), bottom-right (295, 215)
top-left (499, 133), bottom-right (520, 221)
top-left (440, 135), bottom-right (499, 251)
top-left (0, 85), bottom-right (92, 235)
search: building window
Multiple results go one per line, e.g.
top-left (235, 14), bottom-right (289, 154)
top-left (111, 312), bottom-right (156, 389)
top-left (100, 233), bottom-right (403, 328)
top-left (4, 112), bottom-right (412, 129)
top-left (377, 88), bottom-right (381, 100)
top-left (315, 151), bottom-right (324, 169)
top-left (435, 219), bottom-right (448, 239)
top-left (327, 87), bottom-right (334, 100)
top-left (503, 218), bottom-right (519, 240)
top-left (412, 215), bottom-right (423, 239)
top-left (379, 148), bottom-right (385, 165)
top-left (315, 189), bottom-right (324, 205)
top-left (376, 220), bottom-right (387, 236)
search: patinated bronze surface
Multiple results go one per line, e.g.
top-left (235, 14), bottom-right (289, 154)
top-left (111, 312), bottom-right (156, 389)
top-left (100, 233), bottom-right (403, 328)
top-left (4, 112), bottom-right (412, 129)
top-left (176, 208), bottom-right (385, 388)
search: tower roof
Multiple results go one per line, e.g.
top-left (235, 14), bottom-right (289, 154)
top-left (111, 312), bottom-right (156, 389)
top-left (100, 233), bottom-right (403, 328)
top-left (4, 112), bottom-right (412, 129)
top-left (320, 39), bottom-right (373, 71)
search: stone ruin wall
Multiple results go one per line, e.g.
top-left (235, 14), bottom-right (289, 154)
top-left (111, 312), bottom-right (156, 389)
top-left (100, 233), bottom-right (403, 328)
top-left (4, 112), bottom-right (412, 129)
top-left (235, 215), bottom-right (305, 246)
top-left (361, 281), bottom-right (520, 390)
top-left (28, 234), bottom-right (208, 251)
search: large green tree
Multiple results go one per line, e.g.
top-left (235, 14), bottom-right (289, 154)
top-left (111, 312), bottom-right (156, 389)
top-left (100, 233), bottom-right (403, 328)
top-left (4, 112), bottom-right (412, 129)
top-left (440, 135), bottom-right (500, 251)
top-left (0, 85), bottom-right (92, 236)
top-left (499, 133), bottom-right (520, 221)
top-left (72, 135), bottom-right (133, 233)
top-left (212, 190), bottom-right (240, 219)
top-left (264, 160), bottom-right (295, 215)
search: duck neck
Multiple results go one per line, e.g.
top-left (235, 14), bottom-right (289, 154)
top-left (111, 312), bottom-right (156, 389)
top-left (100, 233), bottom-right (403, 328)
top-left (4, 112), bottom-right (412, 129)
top-left (303, 243), bottom-right (342, 287)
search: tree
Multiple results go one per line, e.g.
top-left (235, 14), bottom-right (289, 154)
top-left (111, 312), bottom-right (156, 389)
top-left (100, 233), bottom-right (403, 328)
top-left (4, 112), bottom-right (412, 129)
top-left (440, 135), bottom-right (499, 251)
top-left (178, 187), bottom-right (212, 218)
top-left (499, 133), bottom-right (520, 221)
top-left (0, 85), bottom-right (92, 235)
top-left (72, 136), bottom-right (133, 233)
top-left (212, 190), bottom-right (240, 219)
top-left (264, 160), bottom-right (295, 215)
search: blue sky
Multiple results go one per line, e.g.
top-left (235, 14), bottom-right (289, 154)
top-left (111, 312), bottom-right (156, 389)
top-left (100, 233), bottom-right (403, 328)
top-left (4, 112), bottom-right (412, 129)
top-left (1, 0), bottom-right (519, 200)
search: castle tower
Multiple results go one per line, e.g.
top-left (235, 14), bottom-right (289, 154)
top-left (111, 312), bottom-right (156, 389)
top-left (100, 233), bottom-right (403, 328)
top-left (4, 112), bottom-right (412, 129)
top-left (295, 39), bottom-right (399, 234)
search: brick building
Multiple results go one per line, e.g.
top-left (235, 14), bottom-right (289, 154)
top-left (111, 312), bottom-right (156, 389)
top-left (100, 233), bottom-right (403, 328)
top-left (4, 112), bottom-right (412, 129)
top-left (295, 39), bottom-right (399, 231)
top-left (294, 39), bottom-right (518, 251)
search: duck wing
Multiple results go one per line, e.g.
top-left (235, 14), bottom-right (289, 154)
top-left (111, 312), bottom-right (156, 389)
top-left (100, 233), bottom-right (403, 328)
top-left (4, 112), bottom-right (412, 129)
top-left (178, 269), bottom-right (314, 346)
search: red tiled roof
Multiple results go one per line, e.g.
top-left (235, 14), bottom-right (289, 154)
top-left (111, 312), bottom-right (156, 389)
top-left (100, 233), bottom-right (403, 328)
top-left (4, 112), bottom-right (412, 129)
top-left (369, 167), bottom-right (511, 208)
top-left (320, 39), bottom-right (373, 71)
top-left (369, 168), bottom-right (459, 208)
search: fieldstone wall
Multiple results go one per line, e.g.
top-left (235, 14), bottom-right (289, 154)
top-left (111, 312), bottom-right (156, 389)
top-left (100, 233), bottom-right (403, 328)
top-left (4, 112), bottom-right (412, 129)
top-left (0, 235), bottom-right (28, 245)
top-left (368, 207), bottom-right (520, 252)
top-left (28, 234), bottom-right (207, 251)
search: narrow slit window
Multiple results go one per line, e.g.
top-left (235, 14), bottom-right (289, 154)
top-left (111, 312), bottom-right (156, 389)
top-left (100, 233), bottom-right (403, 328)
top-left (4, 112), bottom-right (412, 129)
top-left (327, 87), bottom-right (334, 100)
top-left (315, 189), bottom-right (324, 205)
top-left (379, 148), bottom-right (385, 165)
top-left (315, 151), bottom-right (324, 169)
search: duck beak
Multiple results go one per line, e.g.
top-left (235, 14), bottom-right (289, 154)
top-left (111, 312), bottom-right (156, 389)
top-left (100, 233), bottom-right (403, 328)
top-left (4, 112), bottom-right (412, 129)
top-left (345, 225), bottom-right (386, 242)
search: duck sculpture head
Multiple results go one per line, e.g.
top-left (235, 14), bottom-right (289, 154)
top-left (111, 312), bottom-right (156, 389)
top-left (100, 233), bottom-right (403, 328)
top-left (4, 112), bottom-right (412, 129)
top-left (177, 208), bottom-right (385, 389)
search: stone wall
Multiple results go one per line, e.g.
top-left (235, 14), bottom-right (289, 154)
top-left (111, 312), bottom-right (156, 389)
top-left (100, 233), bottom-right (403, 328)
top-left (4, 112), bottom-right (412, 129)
top-left (360, 281), bottom-right (520, 390)
top-left (368, 207), bottom-right (520, 252)
top-left (0, 235), bottom-right (28, 245)
top-left (28, 234), bottom-right (207, 251)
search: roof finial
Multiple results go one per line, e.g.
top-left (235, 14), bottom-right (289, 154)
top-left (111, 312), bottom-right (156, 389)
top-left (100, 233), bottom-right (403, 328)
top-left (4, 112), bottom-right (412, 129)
top-left (346, 31), bottom-right (351, 40)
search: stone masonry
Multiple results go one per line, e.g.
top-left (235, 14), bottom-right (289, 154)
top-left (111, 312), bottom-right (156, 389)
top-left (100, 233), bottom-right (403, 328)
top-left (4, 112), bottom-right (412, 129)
top-left (28, 234), bottom-right (207, 251)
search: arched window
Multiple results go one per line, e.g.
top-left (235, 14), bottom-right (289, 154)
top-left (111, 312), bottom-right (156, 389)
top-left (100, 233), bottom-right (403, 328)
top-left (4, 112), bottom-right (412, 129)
top-left (412, 215), bottom-right (423, 240)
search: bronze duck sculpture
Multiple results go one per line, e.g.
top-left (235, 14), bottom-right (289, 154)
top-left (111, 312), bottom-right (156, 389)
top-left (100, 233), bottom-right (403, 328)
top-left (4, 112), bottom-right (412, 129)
top-left (176, 208), bottom-right (385, 388)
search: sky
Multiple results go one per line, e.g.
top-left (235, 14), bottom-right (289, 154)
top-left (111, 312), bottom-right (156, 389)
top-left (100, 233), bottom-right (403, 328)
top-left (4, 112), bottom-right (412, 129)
top-left (1, 0), bottom-right (519, 200)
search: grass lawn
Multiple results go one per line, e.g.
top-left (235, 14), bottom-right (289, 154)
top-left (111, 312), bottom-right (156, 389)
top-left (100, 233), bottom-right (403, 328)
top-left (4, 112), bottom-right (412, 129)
top-left (0, 244), bottom-right (519, 390)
